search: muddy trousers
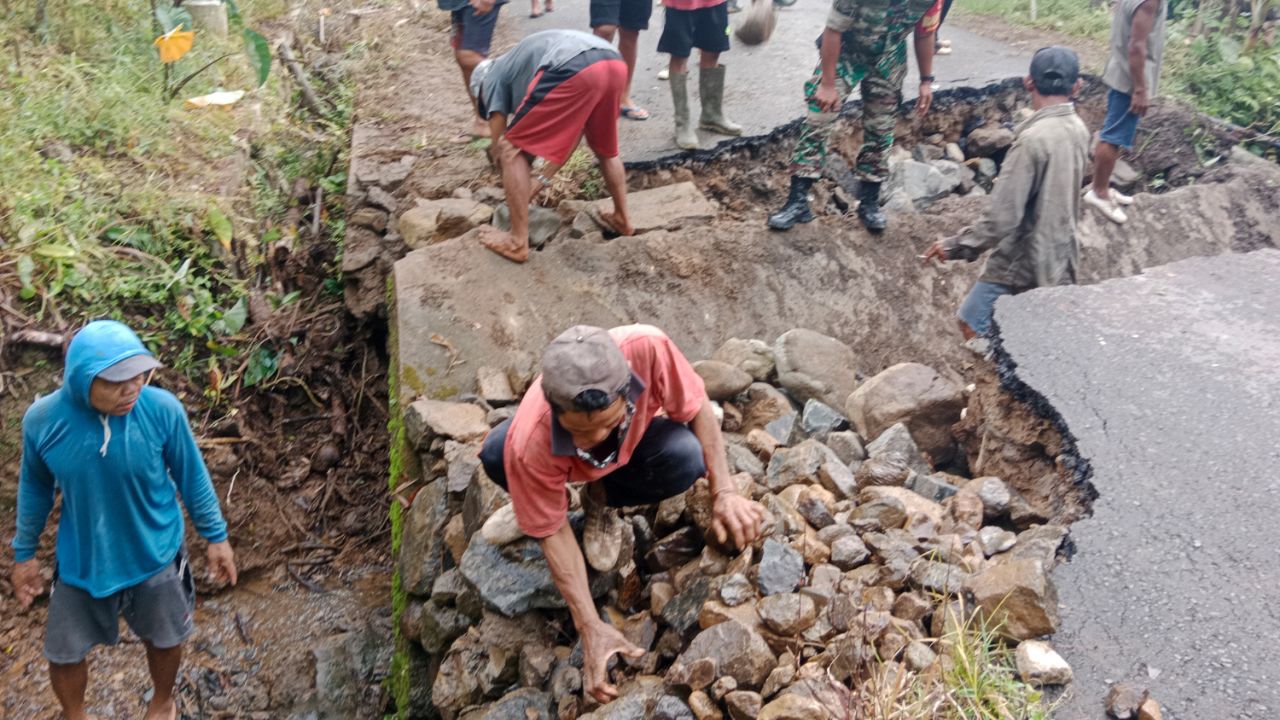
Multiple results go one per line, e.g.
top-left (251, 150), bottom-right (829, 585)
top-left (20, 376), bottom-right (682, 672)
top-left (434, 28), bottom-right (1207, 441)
top-left (789, 50), bottom-right (907, 183)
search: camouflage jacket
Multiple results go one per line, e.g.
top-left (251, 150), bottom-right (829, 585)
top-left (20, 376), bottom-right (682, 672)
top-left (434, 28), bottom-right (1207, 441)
top-left (825, 0), bottom-right (937, 63)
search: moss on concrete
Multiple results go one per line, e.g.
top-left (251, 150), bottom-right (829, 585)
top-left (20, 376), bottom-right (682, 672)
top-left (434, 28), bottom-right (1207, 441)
top-left (385, 275), bottom-right (411, 718)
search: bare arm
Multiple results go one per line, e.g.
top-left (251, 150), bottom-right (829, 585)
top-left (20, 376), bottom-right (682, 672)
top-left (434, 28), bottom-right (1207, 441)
top-left (814, 28), bottom-right (844, 112)
top-left (912, 30), bottom-right (936, 116)
top-left (1127, 0), bottom-right (1158, 114)
top-left (540, 522), bottom-right (642, 702)
top-left (690, 398), bottom-right (765, 548)
top-left (691, 398), bottom-right (732, 493)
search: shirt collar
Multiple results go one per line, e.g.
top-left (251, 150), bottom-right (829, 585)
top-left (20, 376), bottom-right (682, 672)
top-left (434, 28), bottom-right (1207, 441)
top-left (549, 371), bottom-right (646, 457)
top-left (1017, 101), bottom-right (1076, 136)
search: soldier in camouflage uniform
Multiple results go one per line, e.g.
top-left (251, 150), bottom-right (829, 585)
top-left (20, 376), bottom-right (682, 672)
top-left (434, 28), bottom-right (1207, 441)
top-left (768, 0), bottom-right (939, 232)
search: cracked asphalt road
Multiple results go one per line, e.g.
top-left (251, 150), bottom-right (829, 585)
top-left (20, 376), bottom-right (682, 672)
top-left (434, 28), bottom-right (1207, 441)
top-left (993, 249), bottom-right (1280, 720)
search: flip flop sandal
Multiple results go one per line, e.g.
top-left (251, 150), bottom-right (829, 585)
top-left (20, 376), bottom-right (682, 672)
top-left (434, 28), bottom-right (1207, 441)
top-left (530, 11), bottom-right (543, 17)
top-left (621, 106), bottom-right (651, 121)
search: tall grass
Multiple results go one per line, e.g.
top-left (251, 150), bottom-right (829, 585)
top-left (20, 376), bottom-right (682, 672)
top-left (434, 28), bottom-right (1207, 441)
top-left (861, 603), bottom-right (1055, 720)
top-left (955, 0), bottom-right (1112, 39)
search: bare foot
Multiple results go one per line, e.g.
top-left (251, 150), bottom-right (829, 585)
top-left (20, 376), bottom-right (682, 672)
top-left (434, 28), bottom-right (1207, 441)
top-left (144, 699), bottom-right (177, 720)
top-left (477, 225), bottom-right (530, 263)
top-left (598, 209), bottom-right (635, 236)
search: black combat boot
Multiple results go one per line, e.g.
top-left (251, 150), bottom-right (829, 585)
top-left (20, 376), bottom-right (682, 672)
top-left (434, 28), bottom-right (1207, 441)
top-left (767, 176), bottom-right (816, 231)
top-left (856, 180), bottom-right (887, 232)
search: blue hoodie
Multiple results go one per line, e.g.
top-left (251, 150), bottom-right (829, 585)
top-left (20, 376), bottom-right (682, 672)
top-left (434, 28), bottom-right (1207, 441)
top-left (13, 320), bottom-right (227, 598)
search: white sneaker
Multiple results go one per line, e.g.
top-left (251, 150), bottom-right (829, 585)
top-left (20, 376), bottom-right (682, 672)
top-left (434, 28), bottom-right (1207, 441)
top-left (1084, 188), bottom-right (1128, 224)
top-left (1111, 188), bottom-right (1134, 205)
top-left (480, 503), bottom-right (525, 546)
top-left (657, 68), bottom-right (669, 80)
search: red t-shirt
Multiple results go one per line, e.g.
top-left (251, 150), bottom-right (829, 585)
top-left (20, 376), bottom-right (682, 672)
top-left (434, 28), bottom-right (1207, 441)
top-left (662, 0), bottom-right (727, 12)
top-left (502, 325), bottom-right (707, 538)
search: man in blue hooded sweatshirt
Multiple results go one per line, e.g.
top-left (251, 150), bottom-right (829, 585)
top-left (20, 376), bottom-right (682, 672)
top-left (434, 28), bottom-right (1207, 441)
top-left (10, 320), bottom-right (237, 720)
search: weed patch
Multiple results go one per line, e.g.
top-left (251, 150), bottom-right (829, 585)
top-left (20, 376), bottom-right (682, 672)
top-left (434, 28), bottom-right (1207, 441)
top-left (0, 0), bottom-right (352, 394)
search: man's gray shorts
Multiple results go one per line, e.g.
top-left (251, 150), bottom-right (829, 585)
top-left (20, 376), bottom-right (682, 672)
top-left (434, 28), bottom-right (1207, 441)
top-left (45, 549), bottom-right (195, 664)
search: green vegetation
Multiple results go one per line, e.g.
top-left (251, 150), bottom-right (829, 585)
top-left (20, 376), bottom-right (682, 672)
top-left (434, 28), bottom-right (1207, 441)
top-left (957, 0), bottom-right (1280, 136)
top-left (386, 280), bottom-right (410, 719)
top-left (864, 605), bottom-right (1054, 719)
top-left (0, 0), bottom-right (353, 394)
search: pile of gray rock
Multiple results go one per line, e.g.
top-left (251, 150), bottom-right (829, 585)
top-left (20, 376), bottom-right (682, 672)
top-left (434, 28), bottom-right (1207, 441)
top-left (396, 328), bottom-right (1075, 719)
top-left (882, 122), bottom-right (1019, 213)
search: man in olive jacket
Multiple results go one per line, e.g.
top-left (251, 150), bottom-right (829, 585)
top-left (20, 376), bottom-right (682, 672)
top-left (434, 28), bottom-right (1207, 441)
top-left (923, 46), bottom-right (1090, 338)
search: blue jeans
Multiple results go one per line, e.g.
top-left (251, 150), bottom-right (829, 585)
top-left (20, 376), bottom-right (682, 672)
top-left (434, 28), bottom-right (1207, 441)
top-left (1099, 88), bottom-right (1141, 149)
top-left (480, 416), bottom-right (705, 507)
top-left (957, 281), bottom-right (1016, 337)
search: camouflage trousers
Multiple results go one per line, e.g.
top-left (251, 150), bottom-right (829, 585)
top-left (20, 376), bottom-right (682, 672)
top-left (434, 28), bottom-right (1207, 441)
top-left (790, 46), bottom-right (908, 183)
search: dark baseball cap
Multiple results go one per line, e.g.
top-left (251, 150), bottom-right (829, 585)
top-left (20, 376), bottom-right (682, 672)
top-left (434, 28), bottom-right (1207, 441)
top-left (97, 353), bottom-right (162, 382)
top-left (1029, 45), bottom-right (1080, 96)
top-left (541, 326), bottom-right (630, 410)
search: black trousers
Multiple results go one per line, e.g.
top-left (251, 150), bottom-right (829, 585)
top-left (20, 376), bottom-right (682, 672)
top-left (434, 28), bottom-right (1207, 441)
top-left (480, 417), bottom-right (706, 507)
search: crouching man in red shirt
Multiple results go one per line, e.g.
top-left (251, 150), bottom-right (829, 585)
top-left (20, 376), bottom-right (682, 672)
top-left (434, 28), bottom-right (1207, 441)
top-left (480, 324), bottom-right (764, 703)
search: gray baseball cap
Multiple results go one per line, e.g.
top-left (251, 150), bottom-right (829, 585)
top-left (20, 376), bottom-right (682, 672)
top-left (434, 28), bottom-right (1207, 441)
top-left (541, 326), bottom-right (630, 410)
top-left (1029, 45), bottom-right (1080, 96)
top-left (97, 353), bottom-right (162, 382)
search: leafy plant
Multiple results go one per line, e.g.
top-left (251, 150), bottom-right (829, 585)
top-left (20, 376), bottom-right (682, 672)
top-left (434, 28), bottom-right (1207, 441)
top-left (151, 0), bottom-right (273, 99)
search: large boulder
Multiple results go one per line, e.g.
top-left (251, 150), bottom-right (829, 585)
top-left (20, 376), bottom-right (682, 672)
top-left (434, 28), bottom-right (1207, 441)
top-left (966, 125), bottom-right (1016, 158)
top-left (399, 479), bottom-right (451, 595)
top-left (590, 181), bottom-right (717, 234)
top-left (845, 363), bottom-right (964, 465)
top-left (694, 360), bottom-right (754, 401)
top-left (864, 423), bottom-right (931, 476)
top-left (675, 621), bottom-right (776, 689)
top-left (405, 399), bottom-right (489, 450)
top-left (712, 338), bottom-right (776, 381)
top-left (400, 198), bottom-right (494, 249)
top-left (460, 533), bottom-right (612, 616)
top-left (964, 558), bottom-right (1060, 641)
top-left (772, 329), bottom-right (859, 408)
top-left (757, 539), bottom-right (805, 596)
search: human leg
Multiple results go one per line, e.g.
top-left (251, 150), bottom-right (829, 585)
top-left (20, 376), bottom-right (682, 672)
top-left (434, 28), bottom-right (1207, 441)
top-left (617, 29), bottom-right (645, 116)
top-left (453, 6), bottom-right (502, 137)
top-left (479, 137), bottom-right (534, 262)
top-left (479, 418), bottom-right (513, 490)
top-left (1087, 88), bottom-right (1139, 222)
top-left (580, 59), bottom-right (634, 234)
top-left (143, 643), bottom-right (182, 720)
top-left (45, 575), bottom-right (126, 720)
top-left (617, 0), bottom-right (653, 115)
top-left (956, 281), bottom-right (1015, 338)
top-left (854, 53), bottom-right (907, 231)
top-left (50, 661), bottom-right (90, 720)
top-left (769, 57), bottom-right (859, 230)
top-left (123, 550), bottom-right (196, 720)
top-left (658, 7), bottom-right (700, 148)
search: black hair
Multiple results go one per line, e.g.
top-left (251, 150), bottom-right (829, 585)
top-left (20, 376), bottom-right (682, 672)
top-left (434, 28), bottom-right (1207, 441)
top-left (568, 388), bottom-right (618, 413)
top-left (1033, 74), bottom-right (1074, 97)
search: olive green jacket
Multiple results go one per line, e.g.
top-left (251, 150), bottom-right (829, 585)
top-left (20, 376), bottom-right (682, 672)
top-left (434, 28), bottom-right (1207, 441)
top-left (945, 103), bottom-right (1091, 289)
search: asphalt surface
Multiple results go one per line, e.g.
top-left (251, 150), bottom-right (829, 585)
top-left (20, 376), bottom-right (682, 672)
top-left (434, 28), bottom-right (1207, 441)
top-left (505, 0), bottom-right (1035, 162)
top-left (993, 249), bottom-right (1280, 720)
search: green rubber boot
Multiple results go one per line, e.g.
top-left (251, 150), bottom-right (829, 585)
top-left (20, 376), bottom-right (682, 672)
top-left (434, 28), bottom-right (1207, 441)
top-left (670, 71), bottom-right (701, 150)
top-left (698, 65), bottom-right (743, 136)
